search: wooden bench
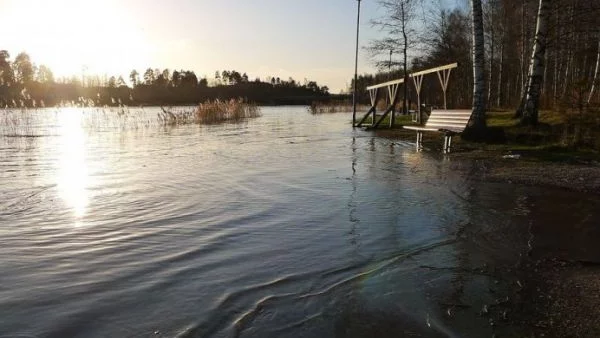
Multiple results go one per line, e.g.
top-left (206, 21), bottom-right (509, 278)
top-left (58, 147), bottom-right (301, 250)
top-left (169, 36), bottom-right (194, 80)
top-left (403, 109), bottom-right (472, 153)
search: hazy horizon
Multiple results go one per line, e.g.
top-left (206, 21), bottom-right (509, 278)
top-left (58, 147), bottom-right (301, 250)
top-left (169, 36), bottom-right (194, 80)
top-left (2, 0), bottom-right (400, 93)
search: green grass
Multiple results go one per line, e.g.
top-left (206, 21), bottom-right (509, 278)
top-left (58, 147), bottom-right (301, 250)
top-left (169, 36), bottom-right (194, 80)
top-left (364, 108), bottom-right (600, 163)
top-left (463, 109), bottom-right (600, 162)
top-left (486, 111), bottom-right (517, 127)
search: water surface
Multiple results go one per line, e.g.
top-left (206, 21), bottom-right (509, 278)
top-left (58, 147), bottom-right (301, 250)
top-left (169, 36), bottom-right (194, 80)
top-left (1, 106), bottom-right (599, 337)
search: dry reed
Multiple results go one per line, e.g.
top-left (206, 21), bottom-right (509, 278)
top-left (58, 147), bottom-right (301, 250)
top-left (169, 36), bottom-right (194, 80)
top-left (1, 99), bottom-right (261, 139)
top-left (308, 101), bottom-right (368, 114)
top-left (158, 98), bottom-right (261, 125)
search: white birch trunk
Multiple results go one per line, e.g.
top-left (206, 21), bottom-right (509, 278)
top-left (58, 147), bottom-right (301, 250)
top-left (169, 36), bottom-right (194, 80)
top-left (470, 0), bottom-right (486, 129)
top-left (497, 42), bottom-right (503, 107)
top-left (522, 0), bottom-right (549, 125)
top-left (588, 37), bottom-right (600, 104)
top-left (488, 26), bottom-right (495, 106)
top-left (487, 1), bottom-right (495, 106)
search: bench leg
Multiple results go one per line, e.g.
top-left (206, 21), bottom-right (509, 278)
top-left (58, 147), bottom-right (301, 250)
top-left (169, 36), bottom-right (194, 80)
top-left (416, 131), bottom-right (423, 150)
top-left (443, 135), bottom-right (453, 153)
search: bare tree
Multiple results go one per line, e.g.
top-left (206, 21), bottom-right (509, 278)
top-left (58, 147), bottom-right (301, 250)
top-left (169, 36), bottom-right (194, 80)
top-left (484, 0), bottom-right (500, 106)
top-left (368, 0), bottom-right (419, 115)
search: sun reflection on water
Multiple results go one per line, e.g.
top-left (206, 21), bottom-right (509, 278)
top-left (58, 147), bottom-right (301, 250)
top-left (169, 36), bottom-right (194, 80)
top-left (56, 108), bottom-right (89, 223)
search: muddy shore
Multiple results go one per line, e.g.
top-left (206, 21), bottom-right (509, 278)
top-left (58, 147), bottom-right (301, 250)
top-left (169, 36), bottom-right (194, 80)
top-left (451, 150), bottom-right (600, 195)
top-left (451, 150), bottom-right (600, 337)
top-left (371, 126), bottom-right (600, 336)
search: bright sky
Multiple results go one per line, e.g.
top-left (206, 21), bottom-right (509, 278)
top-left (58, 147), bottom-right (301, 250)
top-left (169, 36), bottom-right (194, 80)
top-left (1, 0), bottom-right (459, 92)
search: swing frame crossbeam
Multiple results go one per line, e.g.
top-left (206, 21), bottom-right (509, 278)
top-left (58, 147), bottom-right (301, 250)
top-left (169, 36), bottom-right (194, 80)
top-left (355, 62), bottom-right (458, 128)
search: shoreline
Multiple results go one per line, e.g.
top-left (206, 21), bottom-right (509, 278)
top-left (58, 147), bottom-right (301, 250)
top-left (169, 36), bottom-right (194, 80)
top-left (375, 127), bottom-right (600, 336)
top-left (451, 149), bottom-right (600, 195)
top-left (374, 127), bottom-right (600, 194)
top-left (451, 149), bottom-right (600, 336)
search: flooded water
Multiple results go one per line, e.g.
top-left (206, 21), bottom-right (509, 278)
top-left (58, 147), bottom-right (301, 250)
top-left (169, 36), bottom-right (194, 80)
top-left (1, 106), bottom-right (599, 338)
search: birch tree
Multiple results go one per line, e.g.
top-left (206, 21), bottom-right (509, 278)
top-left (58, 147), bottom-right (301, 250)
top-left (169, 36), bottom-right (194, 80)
top-left (521, 0), bottom-right (549, 126)
top-left (469, 0), bottom-right (487, 130)
top-left (588, 37), bottom-right (600, 104)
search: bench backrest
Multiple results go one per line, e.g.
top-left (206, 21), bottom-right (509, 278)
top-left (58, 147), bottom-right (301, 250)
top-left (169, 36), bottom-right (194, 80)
top-left (424, 109), bottom-right (472, 133)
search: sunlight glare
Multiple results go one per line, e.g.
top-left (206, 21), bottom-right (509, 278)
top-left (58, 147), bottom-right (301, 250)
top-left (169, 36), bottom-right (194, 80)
top-left (3, 0), bottom-right (152, 79)
top-left (57, 108), bottom-right (89, 222)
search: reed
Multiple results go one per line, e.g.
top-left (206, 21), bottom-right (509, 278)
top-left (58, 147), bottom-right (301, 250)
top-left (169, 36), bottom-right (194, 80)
top-left (308, 101), bottom-right (368, 114)
top-left (196, 98), bottom-right (260, 124)
top-left (158, 98), bottom-right (261, 125)
top-left (1, 100), bottom-right (261, 139)
top-left (0, 108), bottom-right (35, 137)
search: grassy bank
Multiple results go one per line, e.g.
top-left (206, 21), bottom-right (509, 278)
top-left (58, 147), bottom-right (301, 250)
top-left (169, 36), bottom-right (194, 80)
top-left (370, 109), bottom-right (600, 162)
top-left (463, 109), bottom-right (600, 163)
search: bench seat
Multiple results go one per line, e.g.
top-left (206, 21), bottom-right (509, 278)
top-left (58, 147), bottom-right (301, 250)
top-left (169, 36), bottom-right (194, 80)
top-left (403, 126), bottom-right (455, 132)
top-left (403, 109), bottom-right (472, 152)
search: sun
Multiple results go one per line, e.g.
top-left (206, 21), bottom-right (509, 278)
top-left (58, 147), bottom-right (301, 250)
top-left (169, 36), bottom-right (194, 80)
top-left (2, 0), bottom-right (152, 79)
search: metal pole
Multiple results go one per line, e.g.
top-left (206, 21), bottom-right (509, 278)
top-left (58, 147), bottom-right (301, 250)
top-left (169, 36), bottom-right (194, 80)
top-left (386, 49), bottom-right (392, 106)
top-left (352, 0), bottom-right (362, 127)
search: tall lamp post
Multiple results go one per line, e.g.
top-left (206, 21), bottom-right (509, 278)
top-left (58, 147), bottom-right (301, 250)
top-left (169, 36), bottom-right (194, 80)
top-left (352, 0), bottom-right (362, 127)
top-left (386, 49), bottom-right (392, 105)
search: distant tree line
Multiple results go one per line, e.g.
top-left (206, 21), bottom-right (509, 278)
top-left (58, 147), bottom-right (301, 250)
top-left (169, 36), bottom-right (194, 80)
top-left (0, 51), bottom-right (331, 107)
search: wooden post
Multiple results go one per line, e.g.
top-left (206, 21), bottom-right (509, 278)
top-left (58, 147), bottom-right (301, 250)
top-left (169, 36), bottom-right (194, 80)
top-left (369, 88), bottom-right (378, 126)
top-left (372, 83), bottom-right (400, 128)
top-left (412, 74), bottom-right (424, 124)
top-left (436, 68), bottom-right (452, 110)
top-left (352, 0), bottom-right (362, 127)
top-left (388, 83), bottom-right (399, 127)
top-left (356, 106), bottom-right (376, 127)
